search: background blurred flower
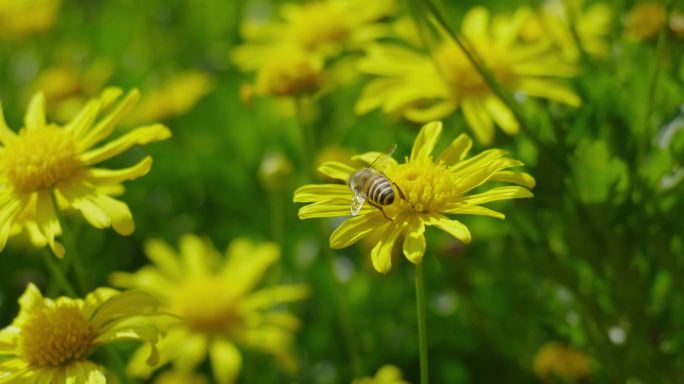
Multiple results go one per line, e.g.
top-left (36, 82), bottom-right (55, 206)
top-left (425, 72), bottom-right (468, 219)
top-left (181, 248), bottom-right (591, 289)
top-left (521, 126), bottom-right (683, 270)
top-left (128, 71), bottom-right (214, 125)
top-left (0, 0), bottom-right (61, 39)
top-left (0, 283), bottom-right (160, 383)
top-left (533, 342), bottom-right (593, 383)
top-left (625, 2), bottom-right (666, 41)
top-left (110, 235), bottom-right (309, 384)
top-left (154, 369), bottom-right (208, 384)
top-left (356, 7), bottom-right (580, 144)
top-left (351, 365), bottom-right (410, 384)
top-left (294, 121), bottom-right (535, 273)
top-left (0, 89), bottom-right (171, 257)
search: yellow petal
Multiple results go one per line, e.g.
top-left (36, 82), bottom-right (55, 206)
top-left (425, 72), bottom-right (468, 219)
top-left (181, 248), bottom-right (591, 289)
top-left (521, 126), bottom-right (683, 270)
top-left (65, 100), bottom-right (100, 139)
top-left (91, 195), bottom-right (134, 235)
top-left (89, 290), bottom-right (159, 331)
top-left (404, 101), bottom-right (457, 123)
top-left (24, 93), bottom-right (46, 131)
top-left (442, 204), bottom-right (505, 219)
top-left (329, 212), bottom-right (387, 249)
top-left (402, 216), bottom-right (426, 264)
top-left (0, 326), bottom-right (18, 353)
top-left (298, 199), bottom-right (360, 219)
top-left (82, 287), bottom-right (119, 319)
top-left (86, 157), bottom-right (153, 185)
top-left (77, 89), bottom-right (141, 151)
top-left (462, 98), bottom-right (494, 145)
top-left (222, 239), bottom-right (279, 296)
top-left (240, 284), bottom-right (310, 311)
top-left (352, 151), bottom-right (399, 170)
top-left (293, 184), bottom-right (350, 203)
top-left (484, 96), bottom-right (519, 135)
top-left (459, 186), bottom-right (533, 205)
top-left (209, 340), bottom-right (242, 384)
top-left (180, 234), bottom-right (215, 277)
top-left (36, 190), bottom-right (64, 258)
top-left (0, 103), bottom-right (17, 144)
top-left (80, 124), bottom-right (171, 165)
top-left (489, 171), bottom-right (536, 188)
top-left (462, 6), bottom-right (490, 39)
top-left (410, 121), bottom-right (442, 161)
top-left (317, 161), bottom-right (355, 183)
top-left (143, 239), bottom-right (182, 279)
top-left (0, 197), bottom-right (24, 253)
top-left (437, 133), bottom-right (472, 165)
top-left (425, 214), bottom-right (471, 243)
top-left (370, 221), bottom-right (404, 273)
top-left (518, 78), bottom-right (581, 107)
top-left (17, 283), bottom-right (45, 314)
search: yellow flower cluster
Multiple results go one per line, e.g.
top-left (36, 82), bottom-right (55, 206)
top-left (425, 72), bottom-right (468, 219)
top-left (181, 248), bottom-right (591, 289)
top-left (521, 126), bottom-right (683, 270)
top-left (533, 342), bottom-right (593, 382)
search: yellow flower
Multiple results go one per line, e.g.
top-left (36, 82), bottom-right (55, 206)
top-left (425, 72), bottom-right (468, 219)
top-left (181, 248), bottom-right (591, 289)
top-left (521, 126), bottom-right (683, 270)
top-left (0, 0), bottom-right (61, 39)
top-left (110, 235), bottom-right (309, 384)
top-left (294, 121), bottom-right (535, 273)
top-left (232, 0), bottom-right (395, 67)
top-left (626, 2), bottom-right (666, 41)
top-left (518, 1), bottom-right (613, 61)
top-left (0, 88), bottom-right (171, 257)
top-left (356, 7), bottom-right (580, 145)
top-left (533, 342), bottom-right (592, 382)
top-left (129, 71), bottom-right (214, 124)
top-left (352, 365), bottom-right (410, 384)
top-left (0, 283), bottom-right (161, 383)
top-left (154, 369), bottom-right (208, 384)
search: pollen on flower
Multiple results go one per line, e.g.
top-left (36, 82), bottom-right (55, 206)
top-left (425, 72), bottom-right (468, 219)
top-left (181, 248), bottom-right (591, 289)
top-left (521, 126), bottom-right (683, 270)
top-left (288, 3), bottom-right (349, 49)
top-left (172, 278), bottom-right (238, 334)
top-left (388, 158), bottom-right (458, 213)
top-left (434, 43), bottom-right (511, 97)
top-left (3, 126), bottom-right (79, 192)
top-left (18, 302), bottom-right (96, 366)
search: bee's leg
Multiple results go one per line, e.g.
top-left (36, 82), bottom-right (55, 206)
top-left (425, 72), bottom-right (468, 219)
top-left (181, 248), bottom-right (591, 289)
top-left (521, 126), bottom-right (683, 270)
top-left (367, 201), bottom-right (393, 221)
top-left (393, 182), bottom-right (407, 201)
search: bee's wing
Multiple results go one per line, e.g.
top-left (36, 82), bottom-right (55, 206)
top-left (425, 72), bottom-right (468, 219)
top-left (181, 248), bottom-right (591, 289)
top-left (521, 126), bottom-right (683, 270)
top-left (350, 192), bottom-right (366, 217)
top-left (366, 144), bottom-right (397, 172)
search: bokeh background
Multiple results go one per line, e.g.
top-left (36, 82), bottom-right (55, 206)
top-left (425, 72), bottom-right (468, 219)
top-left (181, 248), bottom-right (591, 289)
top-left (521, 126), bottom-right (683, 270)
top-left (1, 0), bottom-right (684, 383)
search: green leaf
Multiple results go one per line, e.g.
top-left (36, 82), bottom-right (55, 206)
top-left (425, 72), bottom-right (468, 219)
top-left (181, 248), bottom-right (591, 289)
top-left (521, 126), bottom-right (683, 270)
top-left (570, 139), bottom-right (629, 204)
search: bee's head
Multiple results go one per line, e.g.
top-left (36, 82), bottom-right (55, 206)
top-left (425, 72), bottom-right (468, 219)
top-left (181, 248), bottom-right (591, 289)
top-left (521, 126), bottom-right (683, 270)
top-left (349, 169), bottom-right (365, 191)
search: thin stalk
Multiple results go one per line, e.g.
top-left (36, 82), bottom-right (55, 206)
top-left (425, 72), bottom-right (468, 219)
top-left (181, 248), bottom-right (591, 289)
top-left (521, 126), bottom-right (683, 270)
top-left (295, 97), bottom-right (316, 176)
top-left (104, 346), bottom-right (136, 384)
top-left (415, 263), bottom-right (429, 384)
top-left (50, 192), bottom-right (90, 294)
top-left (41, 250), bottom-right (77, 297)
top-left (417, 0), bottom-right (566, 169)
top-left (562, 0), bottom-right (590, 64)
top-left (320, 224), bottom-right (364, 378)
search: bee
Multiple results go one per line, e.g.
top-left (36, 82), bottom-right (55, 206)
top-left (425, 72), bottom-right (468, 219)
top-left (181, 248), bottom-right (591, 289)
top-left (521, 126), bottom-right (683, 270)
top-left (349, 144), bottom-right (401, 218)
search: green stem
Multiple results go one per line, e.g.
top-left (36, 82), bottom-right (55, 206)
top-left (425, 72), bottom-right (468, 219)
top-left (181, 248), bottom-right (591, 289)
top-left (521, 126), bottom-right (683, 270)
top-left (104, 346), bottom-right (136, 384)
top-left (41, 250), bottom-right (77, 297)
top-left (295, 97), bottom-right (316, 176)
top-left (415, 263), bottom-right (429, 384)
top-left (562, 0), bottom-right (590, 64)
top-left (50, 192), bottom-right (90, 294)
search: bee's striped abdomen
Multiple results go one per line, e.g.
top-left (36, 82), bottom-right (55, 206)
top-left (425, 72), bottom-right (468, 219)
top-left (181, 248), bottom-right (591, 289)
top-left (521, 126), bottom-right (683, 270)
top-left (368, 176), bottom-right (394, 206)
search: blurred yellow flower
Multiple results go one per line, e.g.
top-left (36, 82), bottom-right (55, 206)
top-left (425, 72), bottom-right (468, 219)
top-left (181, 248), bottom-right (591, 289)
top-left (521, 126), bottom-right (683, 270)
top-left (294, 121), bottom-right (535, 273)
top-left (0, 0), bottom-right (61, 39)
top-left (0, 88), bottom-right (171, 257)
top-left (28, 60), bottom-right (114, 123)
top-left (129, 71), bottom-right (214, 125)
top-left (356, 7), bottom-right (580, 144)
top-left (110, 235), bottom-right (309, 384)
top-left (533, 342), bottom-right (592, 382)
top-left (232, 0), bottom-right (395, 67)
top-left (154, 369), bottom-right (208, 384)
top-left (518, 0), bottom-right (613, 61)
top-left (352, 365), bottom-right (410, 384)
top-left (626, 2), bottom-right (666, 40)
top-left (0, 283), bottom-right (160, 383)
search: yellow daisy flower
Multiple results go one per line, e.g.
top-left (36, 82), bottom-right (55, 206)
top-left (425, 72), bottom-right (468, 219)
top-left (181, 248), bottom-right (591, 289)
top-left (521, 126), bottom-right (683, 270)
top-left (0, 283), bottom-right (161, 383)
top-left (110, 235), bottom-right (309, 384)
top-left (0, 0), bottom-right (61, 39)
top-left (0, 88), bottom-right (171, 257)
top-left (231, 0), bottom-right (396, 68)
top-left (352, 365), bottom-right (410, 384)
top-left (518, 0), bottom-right (613, 61)
top-left (533, 342), bottom-right (592, 382)
top-left (625, 2), bottom-right (667, 41)
top-left (294, 121), bottom-right (535, 273)
top-left (128, 71), bottom-right (214, 125)
top-left (356, 7), bottom-right (580, 145)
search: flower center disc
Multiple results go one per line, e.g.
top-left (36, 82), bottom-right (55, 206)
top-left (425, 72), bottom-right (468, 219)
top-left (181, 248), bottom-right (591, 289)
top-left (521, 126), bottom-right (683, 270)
top-left (3, 126), bottom-right (79, 192)
top-left (173, 279), bottom-right (237, 335)
top-left (18, 303), bottom-right (95, 366)
top-left (289, 3), bottom-right (349, 49)
top-left (388, 159), bottom-right (458, 213)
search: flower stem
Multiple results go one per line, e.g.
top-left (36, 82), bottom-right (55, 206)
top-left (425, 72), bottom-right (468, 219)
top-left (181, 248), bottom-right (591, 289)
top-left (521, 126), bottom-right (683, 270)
top-left (50, 192), bottom-right (90, 294)
top-left (41, 250), bottom-right (77, 297)
top-left (415, 262), bottom-right (429, 384)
